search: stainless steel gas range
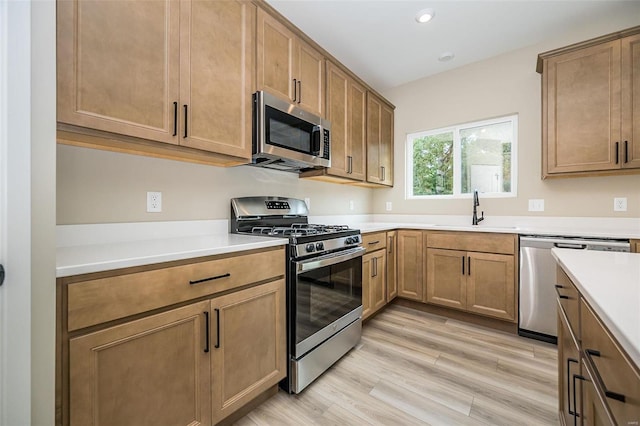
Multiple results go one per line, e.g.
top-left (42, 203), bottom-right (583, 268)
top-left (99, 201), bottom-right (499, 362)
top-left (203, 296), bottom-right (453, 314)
top-left (230, 196), bottom-right (363, 393)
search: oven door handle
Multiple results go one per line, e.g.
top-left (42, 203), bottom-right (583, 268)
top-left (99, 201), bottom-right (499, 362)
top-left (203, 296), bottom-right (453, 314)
top-left (296, 246), bottom-right (366, 274)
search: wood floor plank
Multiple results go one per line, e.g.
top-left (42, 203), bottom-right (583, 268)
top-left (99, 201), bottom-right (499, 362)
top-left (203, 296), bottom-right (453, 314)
top-left (235, 304), bottom-right (558, 425)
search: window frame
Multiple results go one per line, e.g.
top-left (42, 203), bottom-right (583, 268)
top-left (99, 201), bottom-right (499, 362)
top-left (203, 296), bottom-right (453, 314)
top-left (406, 114), bottom-right (518, 200)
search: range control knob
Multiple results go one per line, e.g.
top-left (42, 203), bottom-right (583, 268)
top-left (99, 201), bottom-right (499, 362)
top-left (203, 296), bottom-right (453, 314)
top-left (305, 243), bottom-right (316, 253)
top-left (345, 237), bottom-right (354, 245)
top-left (315, 242), bottom-right (324, 251)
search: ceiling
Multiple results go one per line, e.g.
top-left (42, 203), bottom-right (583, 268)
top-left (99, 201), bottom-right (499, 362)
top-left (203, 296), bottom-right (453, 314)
top-left (266, 0), bottom-right (640, 92)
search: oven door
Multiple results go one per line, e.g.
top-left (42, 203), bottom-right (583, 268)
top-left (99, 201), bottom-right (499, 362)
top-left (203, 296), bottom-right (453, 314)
top-left (292, 246), bottom-right (364, 359)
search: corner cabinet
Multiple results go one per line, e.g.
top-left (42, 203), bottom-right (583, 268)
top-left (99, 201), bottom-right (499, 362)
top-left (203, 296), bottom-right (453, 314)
top-left (57, 0), bottom-right (255, 165)
top-left (57, 247), bottom-right (286, 426)
top-left (256, 7), bottom-right (324, 117)
top-left (425, 232), bottom-right (517, 322)
top-left (366, 93), bottom-right (395, 186)
top-left (539, 26), bottom-right (640, 178)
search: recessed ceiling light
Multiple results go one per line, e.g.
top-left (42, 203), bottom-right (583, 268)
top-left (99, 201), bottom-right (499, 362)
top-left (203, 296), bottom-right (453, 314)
top-left (415, 8), bottom-right (435, 23)
top-left (438, 52), bottom-right (455, 62)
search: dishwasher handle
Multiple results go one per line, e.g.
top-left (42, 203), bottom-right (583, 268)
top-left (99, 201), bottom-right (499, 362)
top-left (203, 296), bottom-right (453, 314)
top-left (554, 243), bottom-right (587, 250)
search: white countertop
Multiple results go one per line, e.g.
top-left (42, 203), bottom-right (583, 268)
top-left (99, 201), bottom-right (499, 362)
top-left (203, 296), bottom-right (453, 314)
top-left (552, 248), bottom-right (640, 367)
top-left (57, 233), bottom-right (288, 278)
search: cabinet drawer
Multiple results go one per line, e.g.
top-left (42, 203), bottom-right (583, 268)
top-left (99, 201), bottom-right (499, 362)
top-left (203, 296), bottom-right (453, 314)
top-left (362, 232), bottom-right (387, 252)
top-left (556, 267), bottom-right (581, 340)
top-left (67, 248), bottom-right (285, 331)
top-left (427, 232), bottom-right (516, 255)
top-left (581, 299), bottom-right (640, 424)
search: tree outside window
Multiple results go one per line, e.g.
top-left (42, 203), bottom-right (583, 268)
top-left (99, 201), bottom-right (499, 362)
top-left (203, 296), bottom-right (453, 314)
top-left (407, 115), bottom-right (517, 198)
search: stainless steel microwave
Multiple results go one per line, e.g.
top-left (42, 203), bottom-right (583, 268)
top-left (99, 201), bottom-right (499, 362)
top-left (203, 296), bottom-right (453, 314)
top-left (252, 91), bottom-right (330, 172)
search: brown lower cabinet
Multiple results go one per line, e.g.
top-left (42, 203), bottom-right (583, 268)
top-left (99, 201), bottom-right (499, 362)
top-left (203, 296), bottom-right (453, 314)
top-left (58, 247), bottom-right (286, 426)
top-left (396, 230), bottom-right (424, 301)
top-left (556, 265), bottom-right (640, 426)
top-left (362, 249), bottom-right (387, 320)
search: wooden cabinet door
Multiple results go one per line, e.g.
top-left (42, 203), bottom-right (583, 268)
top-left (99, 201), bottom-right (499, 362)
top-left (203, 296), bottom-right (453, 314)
top-left (631, 239), bottom-right (640, 253)
top-left (362, 251), bottom-right (373, 319)
top-left (325, 61), bottom-right (366, 181)
top-left (57, 0), bottom-right (180, 144)
top-left (397, 231), bottom-right (424, 301)
top-left (426, 248), bottom-right (466, 310)
top-left (296, 39), bottom-right (324, 117)
top-left (558, 309), bottom-right (581, 426)
top-left (386, 231), bottom-right (398, 301)
top-left (349, 79), bottom-right (368, 180)
top-left (210, 279), bottom-right (286, 424)
top-left (466, 252), bottom-right (515, 321)
top-left (366, 92), bottom-right (394, 186)
top-left (544, 40), bottom-right (621, 174)
top-left (621, 33), bottom-right (640, 169)
top-left (256, 9), bottom-right (295, 104)
top-left (179, 0), bottom-right (254, 160)
top-left (69, 301), bottom-right (211, 426)
top-left (362, 250), bottom-right (385, 320)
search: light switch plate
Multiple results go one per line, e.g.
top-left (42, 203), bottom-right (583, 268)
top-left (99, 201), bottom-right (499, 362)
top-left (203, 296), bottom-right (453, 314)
top-left (528, 199), bottom-right (544, 212)
top-left (614, 197), bottom-right (627, 212)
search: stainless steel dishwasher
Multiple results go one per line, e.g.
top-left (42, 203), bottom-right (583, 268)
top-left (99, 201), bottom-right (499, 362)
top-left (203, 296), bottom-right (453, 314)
top-left (518, 235), bottom-right (630, 343)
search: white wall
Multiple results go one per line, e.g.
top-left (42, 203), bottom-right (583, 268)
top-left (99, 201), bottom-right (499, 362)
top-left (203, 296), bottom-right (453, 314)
top-left (57, 145), bottom-right (373, 224)
top-left (375, 20), bottom-right (640, 219)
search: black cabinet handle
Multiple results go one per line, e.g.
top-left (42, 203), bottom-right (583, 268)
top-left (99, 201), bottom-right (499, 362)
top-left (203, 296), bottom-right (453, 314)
top-left (347, 156), bottom-right (353, 174)
top-left (214, 308), bottom-right (220, 349)
top-left (189, 272), bottom-right (231, 285)
top-left (172, 102), bottom-right (178, 136)
top-left (0, 264), bottom-right (4, 287)
top-left (584, 348), bottom-right (626, 403)
top-left (624, 140), bottom-right (629, 163)
top-left (368, 241), bottom-right (380, 245)
top-left (467, 256), bottom-right (471, 275)
top-left (461, 255), bottom-right (465, 275)
top-left (615, 142), bottom-right (619, 164)
top-left (567, 358), bottom-right (579, 416)
top-left (203, 311), bottom-right (210, 353)
top-left (297, 80), bottom-right (302, 104)
top-left (573, 374), bottom-right (586, 423)
top-left (388, 236), bottom-right (393, 254)
top-left (183, 104), bottom-right (188, 138)
top-left (554, 285), bottom-right (569, 299)
top-left (292, 78), bottom-right (297, 102)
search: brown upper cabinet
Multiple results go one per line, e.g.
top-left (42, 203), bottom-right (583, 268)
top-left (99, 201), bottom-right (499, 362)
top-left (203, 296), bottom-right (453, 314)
top-left (367, 92), bottom-right (394, 186)
top-left (538, 26), bottom-right (640, 178)
top-left (256, 7), bottom-right (324, 117)
top-left (57, 0), bottom-right (255, 165)
top-left (301, 61), bottom-right (367, 182)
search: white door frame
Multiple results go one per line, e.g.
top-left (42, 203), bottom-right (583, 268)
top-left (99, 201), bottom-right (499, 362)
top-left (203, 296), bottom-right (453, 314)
top-left (1, 1), bottom-right (33, 424)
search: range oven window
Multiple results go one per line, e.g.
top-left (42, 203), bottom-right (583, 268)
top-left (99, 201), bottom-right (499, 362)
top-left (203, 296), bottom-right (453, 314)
top-left (294, 255), bottom-right (362, 346)
top-left (266, 105), bottom-right (315, 154)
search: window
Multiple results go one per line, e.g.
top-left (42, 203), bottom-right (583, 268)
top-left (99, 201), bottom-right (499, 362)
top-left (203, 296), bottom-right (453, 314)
top-left (407, 115), bottom-right (517, 198)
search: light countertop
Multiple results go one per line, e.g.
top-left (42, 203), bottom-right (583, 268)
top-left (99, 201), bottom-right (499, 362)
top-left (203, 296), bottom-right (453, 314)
top-left (552, 248), bottom-right (640, 367)
top-left (57, 233), bottom-right (288, 278)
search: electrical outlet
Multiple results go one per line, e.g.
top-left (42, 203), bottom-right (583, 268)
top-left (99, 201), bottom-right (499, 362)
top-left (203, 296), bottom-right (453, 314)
top-left (386, 201), bottom-right (392, 211)
top-left (528, 199), bottom-right (544, 212)
top-left (147, 191), bottom-right (162, 213)
top-left (349, 200), bottom-right (355, 211)
top-left (614, 197), bottom-right (627, 212)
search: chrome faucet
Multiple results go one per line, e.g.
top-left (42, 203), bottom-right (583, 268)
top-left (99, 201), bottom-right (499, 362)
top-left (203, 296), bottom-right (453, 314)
top-left (472, 190), bottom-right (484, 225)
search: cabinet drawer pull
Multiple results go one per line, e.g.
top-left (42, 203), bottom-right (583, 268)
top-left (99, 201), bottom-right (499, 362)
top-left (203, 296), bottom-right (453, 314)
top-left (615, 142), bottom-right (619, 164)
top-left (368, 241), bottom-right (380, 245)
top-left (172, 101), bottom-right (178, 136)
top-left (554, 285), bottom-right (569, 299)
top-left (183, 104), bottom-right (188, 138)
top-left (467, 256), bottom-right (471, 275)
top-left (189, 272), bottom-right (231, 285)
top-left (203, 311), bottom-right (210, 353)
top-left (388, 236), bottom-right (393, 254)
top-left (297, 80), bottom-right (302, 104)
top-left (573, 374), bottom-right (586, 421)
top-left (585, 348), bottom-right (627, 403)
top-left (214, 308), bottom-right (220, 349)
top-left (461, 255), bottom-right (465, 275)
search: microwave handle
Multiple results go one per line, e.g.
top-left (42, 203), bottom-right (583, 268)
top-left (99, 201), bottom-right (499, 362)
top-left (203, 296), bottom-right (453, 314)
top-left (311, 125), bottom-right (322, 156)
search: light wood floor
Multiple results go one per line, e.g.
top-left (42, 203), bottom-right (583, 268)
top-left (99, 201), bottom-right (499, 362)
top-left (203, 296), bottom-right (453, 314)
top-left (235, 303), bottom-right (558, 425)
